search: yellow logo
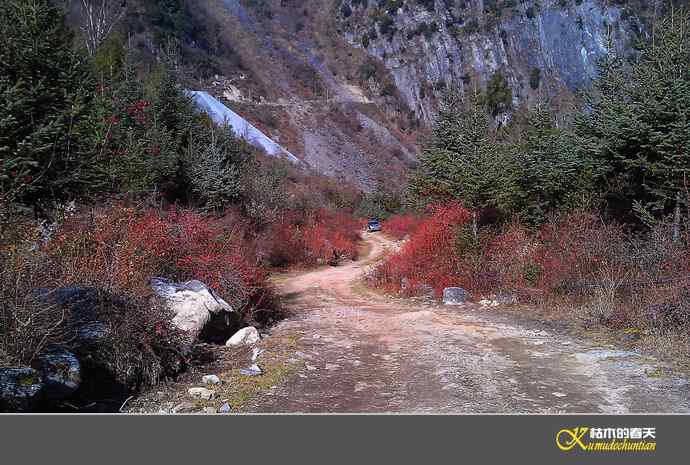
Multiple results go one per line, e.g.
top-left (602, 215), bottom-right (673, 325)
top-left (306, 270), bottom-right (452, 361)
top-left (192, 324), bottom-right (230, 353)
top-left (556, 427), bottom-right (589, 451)
top-left (556, 426), bottom-right (657, 453)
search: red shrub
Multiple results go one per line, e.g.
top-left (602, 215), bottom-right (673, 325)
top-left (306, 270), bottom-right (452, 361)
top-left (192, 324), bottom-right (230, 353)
top-left (47, 205), bottom-right (273, 317)
top-left (267, 208), bottom-right (363, 268)
top-left (372, 202), bottom-right (471, 296)
top-left (373, 207), bottom-right (636, 298)
top-left (383, 214), bottom-right (420, 240)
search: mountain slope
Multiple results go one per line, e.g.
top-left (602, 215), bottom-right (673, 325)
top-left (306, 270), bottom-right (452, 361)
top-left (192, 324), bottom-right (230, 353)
top-left (102, 0), bottom-right (676, 191)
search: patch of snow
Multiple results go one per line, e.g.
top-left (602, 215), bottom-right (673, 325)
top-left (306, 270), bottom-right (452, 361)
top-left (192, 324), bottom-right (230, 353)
top-left (188, 91), bottom-right (300, 164)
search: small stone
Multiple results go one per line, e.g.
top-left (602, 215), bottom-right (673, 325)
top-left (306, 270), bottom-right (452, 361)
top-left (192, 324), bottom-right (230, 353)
top-left (0, 367), bottom-right (43, 412)
top-left (251, 347), bottom-right (265, 362)
top-left (443, 287), bottom-right (468, 305)
top-left (203, 407), bottom-right (217, 414)
top-left (496, 291), bottom-right (519, 305)
top-left (37, 349), bottom-right (81, 400)
top-left (188, 387), bottom-right (215, 400)
top-left (226, 326), bottom-right (261, 346)
top-left (172, 402), bottom-right (196, 413)
top-left (202, 375), bottom-right (221, 385)
top-left (218, 402), bottom-right (232, 413)
top-left (416, 283), bottom-right (435, 298)
top-left (239, 364), bottom-right (263, 377)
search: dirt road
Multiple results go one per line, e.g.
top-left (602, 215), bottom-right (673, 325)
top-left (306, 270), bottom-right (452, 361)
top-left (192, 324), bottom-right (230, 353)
top-left (247, 233), bottom-right (690, 413)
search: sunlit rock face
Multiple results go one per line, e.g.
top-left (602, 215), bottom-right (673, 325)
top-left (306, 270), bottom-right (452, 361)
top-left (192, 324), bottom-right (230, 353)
top-left (339, 0), bottom-right (639, 124)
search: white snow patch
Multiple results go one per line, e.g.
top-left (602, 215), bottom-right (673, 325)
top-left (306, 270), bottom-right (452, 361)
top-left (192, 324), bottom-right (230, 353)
top-left (188, 91), bottom-right (299, 164)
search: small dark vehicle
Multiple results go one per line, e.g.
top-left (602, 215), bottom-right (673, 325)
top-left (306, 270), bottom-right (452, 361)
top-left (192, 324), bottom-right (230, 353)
top-left (367, 219), bottom-right (381, 232)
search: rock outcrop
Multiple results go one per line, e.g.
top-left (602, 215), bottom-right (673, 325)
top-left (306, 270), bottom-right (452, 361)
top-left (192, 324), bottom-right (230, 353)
top-left (36, 349), bottom-right (81, 400)
top-left (150, 278), bottom-right (239, 343)
top-left (338, 0), bottom-right (641, 124)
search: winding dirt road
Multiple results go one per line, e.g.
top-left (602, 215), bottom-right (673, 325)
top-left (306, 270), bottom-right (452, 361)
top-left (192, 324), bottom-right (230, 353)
top-left (247, 234), bottom-right (690, 413)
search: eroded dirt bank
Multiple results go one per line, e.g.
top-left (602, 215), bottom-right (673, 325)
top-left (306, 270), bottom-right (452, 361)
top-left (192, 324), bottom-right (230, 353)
top-left (245, 234), bottom-right (690, 413)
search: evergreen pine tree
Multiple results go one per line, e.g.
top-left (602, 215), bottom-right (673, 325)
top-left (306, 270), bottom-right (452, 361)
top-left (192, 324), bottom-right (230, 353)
top-left (577, 8), bottom-right (690, 225)
top-left (410, 90), bottom-right (503, 226)
top-left (510, 104), bottom-right (596, 224)
top-left (0, 0), bottom-right (96, 211)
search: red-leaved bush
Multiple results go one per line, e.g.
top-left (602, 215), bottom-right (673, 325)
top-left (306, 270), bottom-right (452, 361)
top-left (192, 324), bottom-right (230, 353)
top-left (371, 206), bottom-right (690, 307)
top-left (266, 209), bottom-right (363, 268)
top-left (46, 205), bottom-right (274, 321)
top-left (372, 202), bottom-right (471, 296)
top-left (383, 213), bottom-right (421, 240)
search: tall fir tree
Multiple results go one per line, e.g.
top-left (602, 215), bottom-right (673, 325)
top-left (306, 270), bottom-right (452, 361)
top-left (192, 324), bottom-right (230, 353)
top-left (576, 8), bottom-right (690, 227)
top-left (410, 89), bottom-right (504, 224)
top-left (0, 0), bottom-right (97, 212)
top-left (509, 104), bottom-right (596, 225)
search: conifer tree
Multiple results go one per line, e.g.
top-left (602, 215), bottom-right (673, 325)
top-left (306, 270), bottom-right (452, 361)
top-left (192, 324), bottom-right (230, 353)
top-left (410, 90), bottom-right (505, 232)
top-left (577, 8), bottom-right (690, 228)
top-left (509, 104), bottom-right (596, 224)
top-left (0, 0), bottom-right (96, 211)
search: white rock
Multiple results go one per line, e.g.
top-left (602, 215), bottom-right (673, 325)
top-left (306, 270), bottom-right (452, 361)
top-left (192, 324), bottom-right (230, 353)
top-left (150, 278), bottom-right (235, 338)
top-left (226, 326), bottom-right (261, 346)
top-left (202, 375), bottom-right (221, 385)
top-left (251, 347), bottom-right (265, 361)
top-left (188, 387), bottom-right (215, 400)
top-left (239, 364), bottom-right (263, 377)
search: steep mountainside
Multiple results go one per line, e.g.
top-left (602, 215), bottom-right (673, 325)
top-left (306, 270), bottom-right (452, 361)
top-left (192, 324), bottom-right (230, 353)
top-left (101, 0), bottom-right (672, 190)
top-left (337, 0), bottom-right (652, 124)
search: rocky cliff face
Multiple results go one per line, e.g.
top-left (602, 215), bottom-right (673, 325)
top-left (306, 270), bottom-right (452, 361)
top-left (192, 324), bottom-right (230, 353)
top-left (156, 0), bottom-right (659, 190)
top-left (337, 0), bottom-right (648, 124)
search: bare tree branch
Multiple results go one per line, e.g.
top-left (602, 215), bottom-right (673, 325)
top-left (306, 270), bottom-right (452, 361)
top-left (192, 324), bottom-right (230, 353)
top-left (79, 0), bottom-right (126, 56)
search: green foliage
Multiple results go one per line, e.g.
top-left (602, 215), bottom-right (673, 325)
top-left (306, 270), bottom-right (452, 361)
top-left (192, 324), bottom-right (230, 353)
top-left (356, 188), bottom-right (403, 219)
top-left (88, 61), bottom-right (197, 197)
top-left (0, 0), bottom-right (98, 210)
top-left (410, 90), bottom-right (504, 212)
top-left (522, 263), bottom-right (542, 285)
top-left (415, 0), bottom-right (436, 11)
top-left (507, 105), bottom-right (596, 224)
top-left (240, 162), bottom-right (288, 225)
top-left (93, 34), bottom-right (126, 79)
top-left (481, 71), bottom-right (513, 116)
top-left (529, 67), bottom-right (542, 90)
top-left (409, 94), bottom-right (594, 225)
top-left (186, 125), bottom-right (251, 212)
top-left (576, 9), bottom-right (690, 224)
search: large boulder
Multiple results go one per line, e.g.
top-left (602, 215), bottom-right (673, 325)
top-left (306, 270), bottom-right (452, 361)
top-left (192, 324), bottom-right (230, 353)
top-left (150, 278), bottom-right (238, 343)
top-left (36, 349), bottom-right (81, 400)
top-left (0, 367), bottom-right (43, 412)
top-left (443, 287), bottom-right (468, 306)
top-left (34, 286), bottom-right (110, 347)
top-left (226, 326), bottom-right (261, 347)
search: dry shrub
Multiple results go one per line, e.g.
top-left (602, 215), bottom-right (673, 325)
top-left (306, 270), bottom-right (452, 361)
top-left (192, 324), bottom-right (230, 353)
top-left (370, 202), bottom-right (471, 296)
top-left (0, 239), bottom-right (187, 391)
top-left (45, 204), bottom-right (277, 321)
top-left (266, 208), bottom-right (363, 268)
top-left (372, 206), bottom-right (690, 338)
top-left (0, 252), bottom-right (70, 367)
top-left (383, 213), bottom-right (420, 240)
top-left (71, 290), bottom-right (187, 390)
top-left (0, 203), bottom-right (280, 385)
